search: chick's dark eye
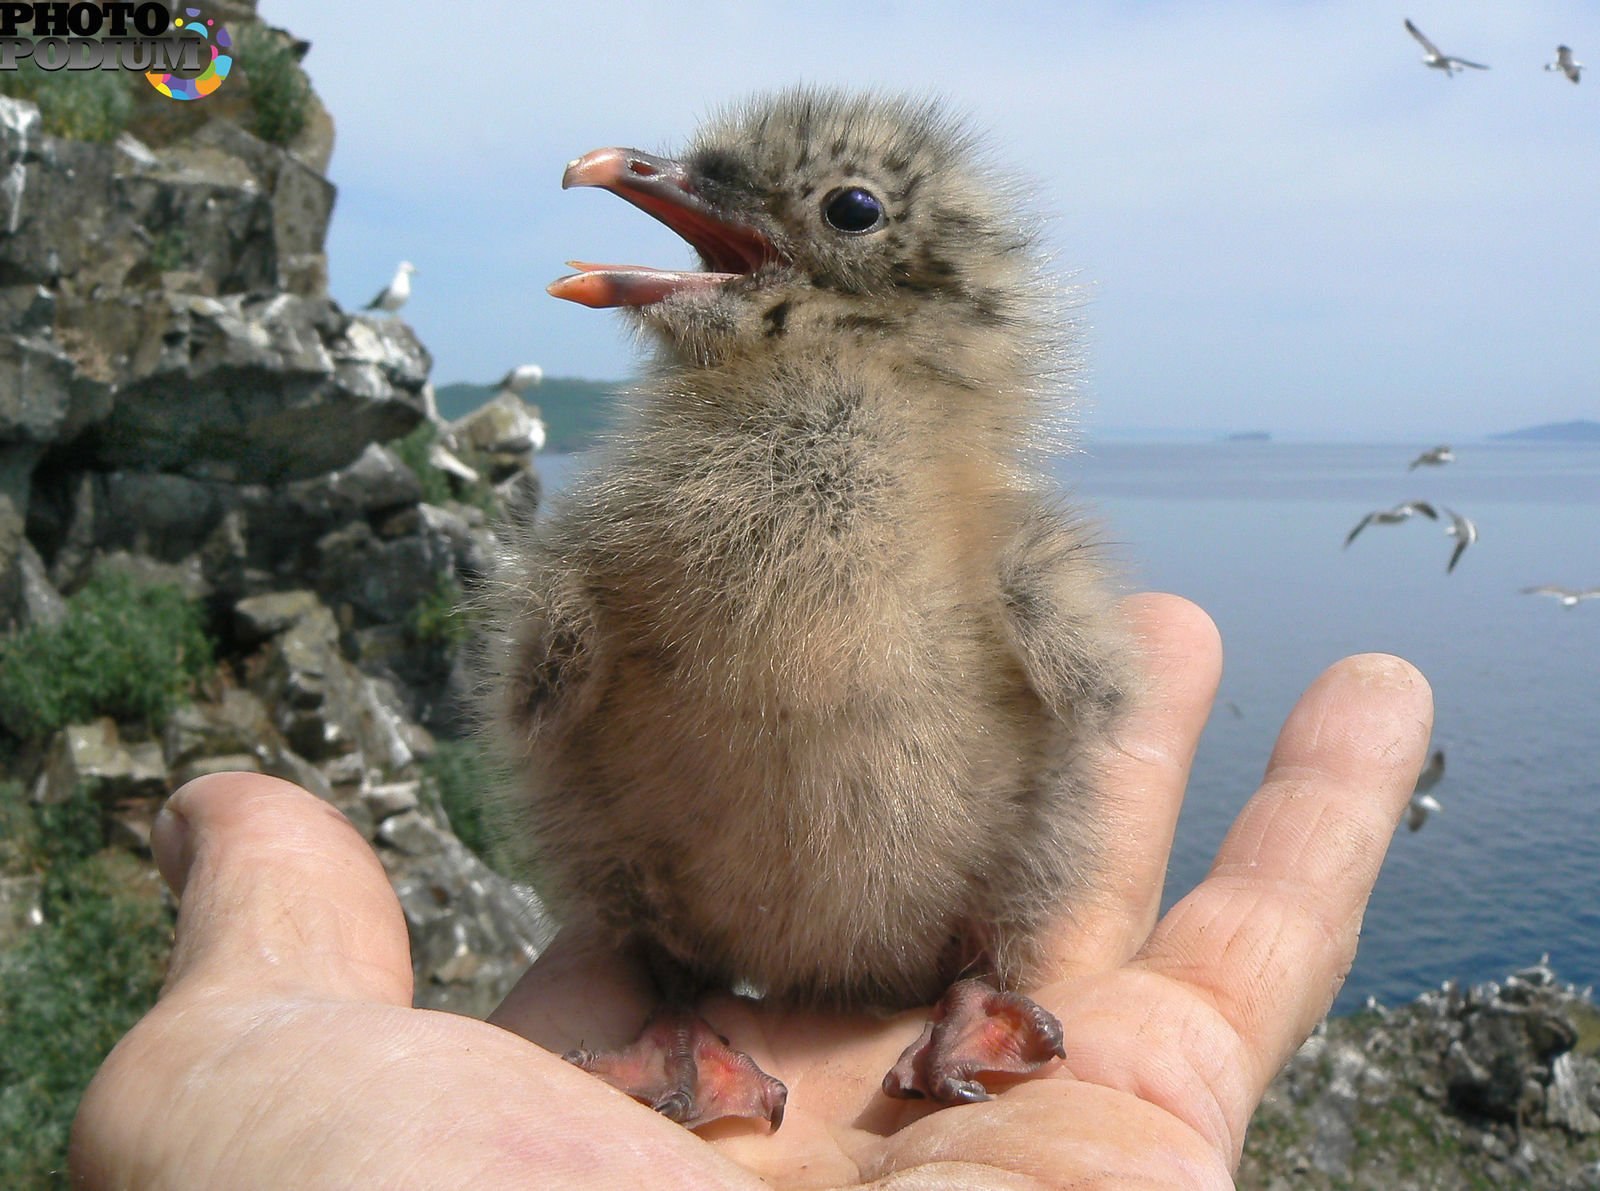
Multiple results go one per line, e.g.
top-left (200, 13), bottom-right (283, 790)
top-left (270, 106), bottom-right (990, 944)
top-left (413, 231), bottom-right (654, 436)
top-left (823, 186), bottom-right (885, 234)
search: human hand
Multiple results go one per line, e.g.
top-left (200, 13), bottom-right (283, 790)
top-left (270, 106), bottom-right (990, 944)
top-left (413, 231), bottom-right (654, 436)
top-left (72, 593), bottom-right (1432, 1188)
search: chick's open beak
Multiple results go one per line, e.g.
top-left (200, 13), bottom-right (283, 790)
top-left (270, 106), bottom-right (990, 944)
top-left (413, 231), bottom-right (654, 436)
top-left (549, 147), bottom-right (778, 308)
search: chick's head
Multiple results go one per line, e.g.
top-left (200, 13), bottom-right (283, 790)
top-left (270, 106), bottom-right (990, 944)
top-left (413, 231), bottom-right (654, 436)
top-left (552, 88), bottom-right (1058, 385)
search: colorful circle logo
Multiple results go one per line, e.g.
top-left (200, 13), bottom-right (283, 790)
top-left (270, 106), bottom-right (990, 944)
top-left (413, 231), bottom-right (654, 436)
top-left (145, 7), bottom-right (232, 101)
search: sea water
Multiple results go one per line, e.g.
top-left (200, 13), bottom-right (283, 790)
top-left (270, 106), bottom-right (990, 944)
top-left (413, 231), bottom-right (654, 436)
top-left (531, 441), bottom-right (1600, 1012)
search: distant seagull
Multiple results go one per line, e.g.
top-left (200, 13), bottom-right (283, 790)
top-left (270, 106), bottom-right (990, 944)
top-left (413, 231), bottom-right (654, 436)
top-left (1404, 19), bottom-right (1489, 76)
top-left (1545, 45), bottom-right (1583, 84)
top-left (364, 261), bottom-right (416, 313)
top-left (490, 363), bottom-right (549, 453)
top-left (1344, 500), bottom-right (1438, 548)
top-left (1522, 584), bottom-right (1600, 608)
top-left (1408, 445), bottom-right (1454, 471)
top-left (1441, 506), bottom-right (1477, 573)
top-left (1407, 748), bottom-right (1445, 832)
top-left (495, 363), bottom-right (544, 395)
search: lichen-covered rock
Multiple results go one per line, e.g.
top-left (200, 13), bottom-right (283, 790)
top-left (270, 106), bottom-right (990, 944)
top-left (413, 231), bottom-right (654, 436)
top-left (32, 719), bottom-right (168, 806)
top-left (247, 591), bottom-right (432, 775)
top-left (82, 292), bottom-right (428, 482)
top-left (233, 589), bottom-right (325, 645)
top-left (314, 516), bottom-right (454, 628)
top-left (285, 442), bottom-right (423, 522)
top-left (380, 808), bottom-right (555, 1018)
top-left (1240, 970), bottom-right (1600, 1189)
top-left (446, 390), bottom-right (542, 480)
top-left (5, 539), bottom-right (65, 628)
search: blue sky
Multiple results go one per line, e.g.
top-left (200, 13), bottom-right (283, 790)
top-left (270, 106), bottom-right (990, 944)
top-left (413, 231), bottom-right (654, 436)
top-left (266, 2), bottom-right (1596, 439)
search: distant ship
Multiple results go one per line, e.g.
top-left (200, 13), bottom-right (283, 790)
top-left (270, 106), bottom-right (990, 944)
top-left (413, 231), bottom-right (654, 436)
top-left (1225, 431), bottom-right (1272, 443)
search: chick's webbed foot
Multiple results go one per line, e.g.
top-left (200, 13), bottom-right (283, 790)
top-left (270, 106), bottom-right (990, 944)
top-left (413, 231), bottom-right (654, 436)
top-left (882, 978), bottom-right (1065, 1103)
top-left (564, 1007), bottom-right (787, 1130)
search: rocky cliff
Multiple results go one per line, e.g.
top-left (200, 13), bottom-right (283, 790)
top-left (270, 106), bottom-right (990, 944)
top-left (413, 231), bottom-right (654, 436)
top-left (0, 3), bottom-right (550, 1031)
top-left (1240, 961), bottom-right (1600, 1188)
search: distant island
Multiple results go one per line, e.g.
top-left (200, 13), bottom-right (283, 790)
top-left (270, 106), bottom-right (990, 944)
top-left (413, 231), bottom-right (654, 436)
top-left (434, 376), bottom-right (623, 454)
top-left (1224, 431), bottom-right (1272, 442)
top-left (1490, 420), bottom-right (1600, 443)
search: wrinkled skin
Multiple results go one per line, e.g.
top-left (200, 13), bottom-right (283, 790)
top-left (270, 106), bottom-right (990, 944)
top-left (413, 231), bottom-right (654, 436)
top-left (71, 595), bottom-right (1433, 1189)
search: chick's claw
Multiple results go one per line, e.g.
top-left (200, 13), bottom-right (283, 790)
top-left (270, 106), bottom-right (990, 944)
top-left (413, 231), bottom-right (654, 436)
top-left (883, 978), bottom-right (1066, 1103)
top-left (564, 1007), bottom-right (787, 1131)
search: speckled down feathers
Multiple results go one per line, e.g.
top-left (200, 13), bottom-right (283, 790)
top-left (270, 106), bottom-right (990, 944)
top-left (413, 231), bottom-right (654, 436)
top-left (479, 88), bottom-right (1136, 1009)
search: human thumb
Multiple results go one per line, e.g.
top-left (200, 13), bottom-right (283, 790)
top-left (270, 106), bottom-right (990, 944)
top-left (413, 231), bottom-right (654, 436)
top-left (152, 771), bottom-right (413, 1005)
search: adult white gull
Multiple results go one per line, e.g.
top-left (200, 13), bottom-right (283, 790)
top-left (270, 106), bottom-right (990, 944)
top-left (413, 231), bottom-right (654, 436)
top-left (1344, 500), bottom-right (1438, 549)
top-left (1521, 584), bottom-right (1600, 608)
top-left (364, 261), bottom-right (415, 313)
top-left (1405, 19), bottom-right (1489, 76)
top-left (1408, 445), bottom-right (1454, 470)
top-left (495, 363), bottom-right (544, 395)
top-left (1441, 507), bottom-right (1477, 574)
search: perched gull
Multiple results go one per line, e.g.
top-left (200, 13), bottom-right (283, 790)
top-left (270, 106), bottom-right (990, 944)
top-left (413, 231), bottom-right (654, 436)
top-left (1405, 19), bottom-right (1489, 76)
top-left (487, 364), bottom-right (548, 452)
top-left (1344, 500), bottom-right (1438, 548)
top-left (1408, 444), bottom-right (1454, 470)
top-left (1441, 506), bottom-right (1477, 574)
top-left (1545, 45), bottom-right (1583, 84)
top-left (364, 261), bottom-right (416, 313)
top-left (1521, 584), bottom-right (1600, 608)
top-left (495, 363), bottom-right (544, 395)
top-left (1407, 748), bottom-right (1445, 832)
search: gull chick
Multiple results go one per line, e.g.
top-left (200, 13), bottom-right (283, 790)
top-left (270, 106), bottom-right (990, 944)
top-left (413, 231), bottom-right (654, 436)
top-left (483, 88), bottom-right (1134, 1129)
top-left (1545, 45), bottom-right (1583, 84)
top-left (1405, 19), bottom-right (1489, 76)
top-left (1408, 444), bottom-right (1454, 470)
top-left (363, 260), bottom-right (415, 313)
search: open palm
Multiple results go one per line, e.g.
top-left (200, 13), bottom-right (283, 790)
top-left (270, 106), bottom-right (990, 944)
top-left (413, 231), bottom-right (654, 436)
top-left (73, 594), bottom-right (1432, 1189)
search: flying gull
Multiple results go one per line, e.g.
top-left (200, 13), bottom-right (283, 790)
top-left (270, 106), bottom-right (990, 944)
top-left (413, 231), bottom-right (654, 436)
top-left (1406, 748), bottom-right (1445, 832)
top-left (1545, 45), bottom-right (1583, 84)
top-left (1344, 500), bottom-right (1438, 548)
top-left (364, 261), bottom-right (416, 313)
top-left (1408, 445), bottom-right (1454, 470)
top-left (1522, 584), bottom-right (1600, 608)
top-left (1405, 19), bottom-right (1489, 76)
top-left (1441, 506), bottom-right (1477, 573)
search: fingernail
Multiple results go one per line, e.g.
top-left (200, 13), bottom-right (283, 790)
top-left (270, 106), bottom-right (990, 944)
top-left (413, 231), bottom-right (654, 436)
top-left (151, 800), bottom-right (195, 894)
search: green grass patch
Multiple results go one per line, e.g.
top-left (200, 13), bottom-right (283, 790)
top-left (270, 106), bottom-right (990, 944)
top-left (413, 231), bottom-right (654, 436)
top-left (0, 572), bottom-right (214, 743)
top-left (0, 781), bottom-right (173, 1189)
top-left (390, 423), bottom-right (453, 508)
top-left (233, 27), bottom-right (310, 146)
top-left (147, 226), bottom-right (188, 273)
top-left (422, 739), bottom-right (513, 874)
top-left (411, 576), bottom-right (469, 649)
top-left (1571, 1000), bottom-right (1600, 1056)
top-left (388, 422), bottom-right (499, 516)
top-left (0, 60), bottom-right (135, 142)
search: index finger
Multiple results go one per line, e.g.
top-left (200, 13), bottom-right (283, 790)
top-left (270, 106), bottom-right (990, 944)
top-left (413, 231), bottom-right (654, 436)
top-left (1135, 652), bottom-right (1432, 1095)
